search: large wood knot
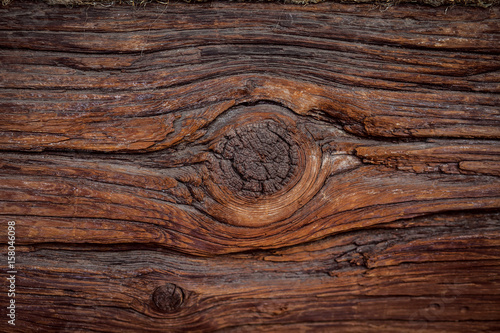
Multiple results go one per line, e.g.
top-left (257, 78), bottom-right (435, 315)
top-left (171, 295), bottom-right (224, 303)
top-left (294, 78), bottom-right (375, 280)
top-left (214, 119), bottom-right (299, 198)
top-left (203, 104), bottom-right (333, 227)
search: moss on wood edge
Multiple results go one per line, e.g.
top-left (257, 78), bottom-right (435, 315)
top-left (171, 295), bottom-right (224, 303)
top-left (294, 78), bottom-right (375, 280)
top-left (2, 0), bottom-right (498, 7)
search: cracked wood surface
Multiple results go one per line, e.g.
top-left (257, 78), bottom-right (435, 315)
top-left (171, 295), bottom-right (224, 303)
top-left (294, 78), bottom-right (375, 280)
top-left (0, 1), bottom-right (499, 331)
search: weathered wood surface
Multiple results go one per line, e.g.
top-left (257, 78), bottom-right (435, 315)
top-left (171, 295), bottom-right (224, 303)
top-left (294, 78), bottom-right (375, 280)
top-left (0, 1), bottom-right (499, 331)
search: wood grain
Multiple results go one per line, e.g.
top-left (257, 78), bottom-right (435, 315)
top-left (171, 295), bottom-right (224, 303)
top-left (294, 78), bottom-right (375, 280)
top-left (0, 1), bottom-right (499, 331)
top-left (8, 212), bottom-right (500, 332)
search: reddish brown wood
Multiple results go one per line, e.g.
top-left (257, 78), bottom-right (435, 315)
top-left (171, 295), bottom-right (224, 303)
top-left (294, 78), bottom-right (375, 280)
top-left (0, 1), bottom-right (499, 331)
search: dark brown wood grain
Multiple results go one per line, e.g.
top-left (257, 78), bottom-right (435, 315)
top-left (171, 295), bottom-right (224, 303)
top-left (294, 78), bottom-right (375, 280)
top-left (8, 212), bottom-right (500, 332)
top-left (0, 1), bottom-right (499, 331)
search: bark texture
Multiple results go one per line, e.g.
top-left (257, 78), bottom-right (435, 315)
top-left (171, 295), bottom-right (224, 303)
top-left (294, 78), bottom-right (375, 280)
top-left (0, 1), bottom-right (499, 331)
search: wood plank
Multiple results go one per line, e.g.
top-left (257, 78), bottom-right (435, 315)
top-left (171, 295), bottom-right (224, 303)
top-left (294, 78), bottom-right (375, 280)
top-left (1, 2), bottom-right (499, 151)
top-left (3, 212), bottom-right (499, 332)
top-left (0, 1), bottom-right (499, 331)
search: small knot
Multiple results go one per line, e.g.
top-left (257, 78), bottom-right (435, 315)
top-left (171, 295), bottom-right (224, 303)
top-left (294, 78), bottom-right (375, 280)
top-left (152, 283), bottom-right (185, 313)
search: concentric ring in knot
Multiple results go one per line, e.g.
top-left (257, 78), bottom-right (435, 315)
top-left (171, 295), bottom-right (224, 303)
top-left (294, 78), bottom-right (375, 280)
top-left (217, 119), bottom-right (300, 198)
